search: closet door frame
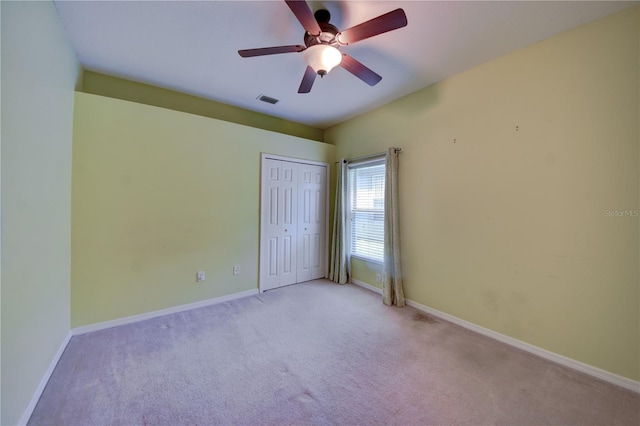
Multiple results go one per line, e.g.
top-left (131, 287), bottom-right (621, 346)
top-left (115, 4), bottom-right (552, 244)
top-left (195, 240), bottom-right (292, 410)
top-left (259, 153), bottom-right (330, 293)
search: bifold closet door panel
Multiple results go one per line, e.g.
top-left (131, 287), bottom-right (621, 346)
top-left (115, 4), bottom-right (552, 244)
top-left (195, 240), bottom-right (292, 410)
top-left (296, 163), bottom-right (327, 282)
top-left (260, 159), bottom-right (298, 291)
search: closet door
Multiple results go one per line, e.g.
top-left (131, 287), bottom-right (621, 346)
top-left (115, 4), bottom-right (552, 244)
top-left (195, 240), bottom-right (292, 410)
top-left (260, 159), bottom-right (298, 292)
top-left (296, 164), bottom-right (327, 282)
top-left (260, 155), bottom-right (328, 292)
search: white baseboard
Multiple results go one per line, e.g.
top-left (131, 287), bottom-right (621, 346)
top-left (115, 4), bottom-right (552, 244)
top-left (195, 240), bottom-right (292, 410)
top-left (72, 289), bottom-right (259, 335)
top-left (19, 330), bottom-right (73, 426)
top-left (351, 278), bottom-right (383, 294)
top-left (352, 279), bottom-right (639, 393)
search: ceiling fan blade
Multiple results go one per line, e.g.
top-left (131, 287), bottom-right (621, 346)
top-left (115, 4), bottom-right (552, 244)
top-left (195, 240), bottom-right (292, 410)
top-left (298, 66), bottom-right (316, 93)
top-left (339, 54), bottom-right (382, 86)
top-left (285, 0), bottom-right (321, 36)
top-left (337, 8), bottom-right (407, 45)
top-left (238, 45), bottom-right (306, 57)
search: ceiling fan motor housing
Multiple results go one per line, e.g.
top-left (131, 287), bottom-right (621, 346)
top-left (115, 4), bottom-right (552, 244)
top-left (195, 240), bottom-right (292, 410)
top-left (304, 10), bottom-right (341, 48)
top-left (304, 23), bottom-right (340, 48)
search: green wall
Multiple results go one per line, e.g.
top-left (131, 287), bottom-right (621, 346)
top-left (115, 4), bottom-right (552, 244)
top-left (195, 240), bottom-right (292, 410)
top-left (82, 71), bottom-right (325, 142)
top-left (351, 258), bottom-right (383, 290)
top-left (1, 1), bottom-right (81, 424)
top-left (326, 7), bottom-right (640, 381)
top-left (72, 93), bottom-right (335, 327)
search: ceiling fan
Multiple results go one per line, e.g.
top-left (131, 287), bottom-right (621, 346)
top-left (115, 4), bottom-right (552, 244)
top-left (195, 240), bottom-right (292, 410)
top-left (238, 0), bottom-right (408, 94)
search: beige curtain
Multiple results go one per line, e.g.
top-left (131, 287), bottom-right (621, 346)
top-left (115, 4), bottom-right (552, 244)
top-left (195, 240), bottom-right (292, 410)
top-left (329, 159), bottom-right (349, 284)
top-left (383, 148), bottom-right (405, 306)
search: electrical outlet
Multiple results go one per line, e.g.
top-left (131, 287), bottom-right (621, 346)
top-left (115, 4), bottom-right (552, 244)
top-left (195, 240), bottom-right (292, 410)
top-left (233, 266), bottom-right (240, 275)
top-left (376, 274), bottom-right (381, 283)
top-left (196, 271), bottom-right (205, 282)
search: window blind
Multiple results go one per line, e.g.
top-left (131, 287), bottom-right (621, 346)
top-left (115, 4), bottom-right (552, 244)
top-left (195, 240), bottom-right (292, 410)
top-left (348, 161), bottom-right (385, 262)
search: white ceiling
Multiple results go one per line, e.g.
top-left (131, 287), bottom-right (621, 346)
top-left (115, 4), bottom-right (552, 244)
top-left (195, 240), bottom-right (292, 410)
top-left (54, 1), bottom-right (636, 129)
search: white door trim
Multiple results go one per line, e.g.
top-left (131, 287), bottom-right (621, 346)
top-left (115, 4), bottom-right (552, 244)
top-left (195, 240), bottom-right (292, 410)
top-left (261, 153), bottom-right (328, 167)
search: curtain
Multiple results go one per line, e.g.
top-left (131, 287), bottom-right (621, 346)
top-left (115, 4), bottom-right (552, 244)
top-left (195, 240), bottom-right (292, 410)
top-left (329, 159), bottom-right (349, 284)
top-left (383, 148), bottom-right (405, 306)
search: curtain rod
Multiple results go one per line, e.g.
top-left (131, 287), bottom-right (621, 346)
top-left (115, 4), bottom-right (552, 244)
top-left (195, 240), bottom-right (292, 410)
top-left (335, 147), bottom-right (402, 164)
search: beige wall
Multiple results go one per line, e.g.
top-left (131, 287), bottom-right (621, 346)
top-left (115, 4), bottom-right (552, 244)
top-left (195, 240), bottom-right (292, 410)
top-left (1, 1), bottom-right (81, 424)
top-left (72, 93), bottom-right (335, 327)
top-left (326, 7), bottom-right (639, 381)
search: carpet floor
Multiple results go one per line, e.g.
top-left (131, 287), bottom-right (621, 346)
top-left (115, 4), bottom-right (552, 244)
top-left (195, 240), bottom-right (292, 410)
top-left (29, 280), bottom-right (638, 425)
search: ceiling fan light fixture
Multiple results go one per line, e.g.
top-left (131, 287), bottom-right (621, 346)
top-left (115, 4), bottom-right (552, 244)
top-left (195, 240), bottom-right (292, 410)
top-left (303, 44), bottom-right (342, 77)
top-left (238, 2), bottom-right (407, 93)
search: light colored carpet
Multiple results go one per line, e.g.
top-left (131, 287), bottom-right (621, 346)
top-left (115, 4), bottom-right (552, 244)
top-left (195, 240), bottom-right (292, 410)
top-left (29, 280), bottom-right (638, 425)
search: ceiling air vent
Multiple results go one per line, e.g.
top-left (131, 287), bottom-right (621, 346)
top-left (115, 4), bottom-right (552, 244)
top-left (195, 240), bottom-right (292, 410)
top-left (257, 94), bottom-right (279, 105)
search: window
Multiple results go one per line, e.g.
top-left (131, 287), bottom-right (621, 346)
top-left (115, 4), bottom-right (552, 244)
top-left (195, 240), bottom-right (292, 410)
top-left (348, 160), bottom-right (385, 262)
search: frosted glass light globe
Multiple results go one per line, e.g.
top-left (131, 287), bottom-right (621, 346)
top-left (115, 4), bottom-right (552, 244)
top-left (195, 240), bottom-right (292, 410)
top-left (303, 44), bottom-right (342, 76)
